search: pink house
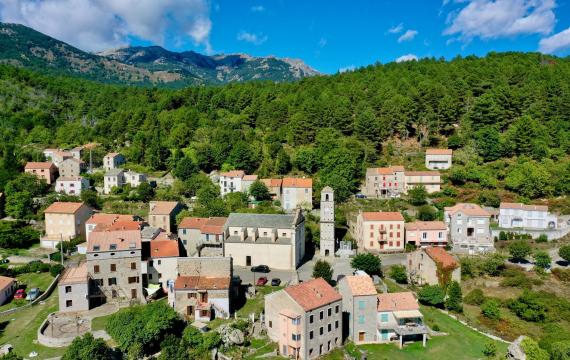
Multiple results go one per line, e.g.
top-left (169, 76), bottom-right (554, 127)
top-left (405, 221), bottom-right (447, 248)
top-left (355, 211), bottom-right (405, 252)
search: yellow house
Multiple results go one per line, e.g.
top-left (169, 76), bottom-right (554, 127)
top-left (41, 202), bottom-right (93, 248)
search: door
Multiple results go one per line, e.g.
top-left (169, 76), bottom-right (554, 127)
top-left (358, 332), bottom-right (365, 342)
top-left (246, 256), bottom-right (251, 266)
top-left (187, 306), bottom-right (194, 318)
top-left (381, 329), bottom-right (388, 341)
top-left (131, 289), bottom-right (137, 299)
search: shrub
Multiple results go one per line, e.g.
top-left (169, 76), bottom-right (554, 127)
top-left (408, 185), bottom-right (428, 206)
top-left (533, 251), bottom-right (551, 270)
top-left (550, 340), bottom-right (570, 360)
top-left (405, 243), bottom-right (416, 252)
top-left (351, 253), bottom-right (382, 276)
top-left (535, 234), bottom-right (548, 243)
top-left (482, 253), bottom-right (505, 276)
top-left (520, 337), bottom-right (549, 360)
top-left (62, 333), bottom-right (112, 360)
top-left (50, 264), bottom-right (65, 277)
top-left (559, 245), bottom-right (570, 263)
top-left (313, 260), bottom-right (334, 285)
top-left (481, 299), bottom-right (501, 320)
top-left (389, 265), bottom-right (408, 284)
top-left (445, 281), bottom-right (463, 312)
top-left (418, 285), bottom-right (445, 307)
top-left (509, 240), bottom-right (532, 262)
top-left (499, 231), bottom-right (507, 241)
top-left (464, 288), bottom-right (486, 305)
top-left (417, 205), bottom-right (436, 221)
top-left (483, 341), bottom-right (497, 357)
top-left (507, 291), bottom-right (546, 322)
top-left (500, 268), bottom-right (533, 289)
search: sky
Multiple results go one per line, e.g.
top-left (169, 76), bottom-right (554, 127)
top-left (1, 0), bottom-right (570, 74)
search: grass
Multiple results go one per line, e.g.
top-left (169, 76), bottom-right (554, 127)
top-left (0, 291), bottom-right (66, 359)
top-left (91, 312), bottom-right (114, 332)
top-left (0, 272), bottom-right (54, 312)
top-left (236, 286), bottom-right (283, 318)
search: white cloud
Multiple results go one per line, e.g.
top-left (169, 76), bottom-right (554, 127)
top-left (539, 27), bottom-right (570, 53)
top-left (444, 0), bottom-right (556, 41)
top-left (395, 54), bottom-right (418, 62)
top-left (398, 29), bottom-right (418, 42)
top-left (251, 5), bottom-right (265, 12)
top-left (339, 65), bottom-right (356, 73)
top-left (0, 0), bottom-right (212, 52)
top-left (318, 37), bottom-right (327, 48)
top-left (237, 30), bottom-right (268, 45)
top-left (388, 23), bottom-right (404, 34)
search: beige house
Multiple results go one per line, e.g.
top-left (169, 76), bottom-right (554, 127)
top-left (24, 162), bottom-right (57, 184)
top-left (364, 166), bottom-right (405, 199)
top-left (55, 176), bottom-right (90, 196)
top-left (403, 171), bottom-right (441, 194)
top-left (425, 149), bottom-right (453, 170)
top-left (148, 201), bottom-right (183, 233)
top-left (407, 247), bottom-right (460, 286)
top-left (58, 262), bottom-right (90, 312)
top-left (282, 178), bottom-right (313, 211)
top-left (337, 275), bottom-right (378, 344)
top-left (41, 202), bottom-right (93, 248)
top-left (146, 239), bottom-right (181, 291)
top-left (168, 257), bottom-right (233, 322)
top-left (85, 213), bottom-right (140, 242)
top-left (265, 278), bottom-right (343, 359)
top-left (178, 217), bottom-right (227, 256)
top-left (405, 221), bottom-right (448, 248)
top-left (103, 152), bottom-right (126, 170)
top-left (377, 292), bottom-right (427, 348)
top-left (58, 157), bottom-right (84, 178)
top-left (223, 210), bottom-right (305, 270)
top-left (0, 275), bottom-right (16, 306)
top-left (86, 229), bottom-right (144, 306)
top-left (354, 211), bottom-right (405, 252)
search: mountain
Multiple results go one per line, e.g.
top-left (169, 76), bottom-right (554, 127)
top-left (0, 22), bottom-right (319, 87)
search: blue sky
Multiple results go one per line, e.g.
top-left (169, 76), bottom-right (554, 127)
top-left (2, 0), bottom-right (570, 74)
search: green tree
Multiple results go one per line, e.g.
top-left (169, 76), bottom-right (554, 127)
top-left (389, 265), bottom-right (408, 284)
top-left (417, 285), bottom-right (445, 307)
top-left (5, 191), bottom-right (33, 219)
top-left (533, 251), bottom-right (551, 270)
top-left (520, 337), bottom-right (549, 360)
top-left (173, 156), bottom-right (198, 179)
top-left (62, 333), bottom-right (113, 360)
top-left (227, 141), bottom-right (259, 174)
top-left (137, 182), bottom-right (155, 202)
top-left (505, 161), bottom-right (552, 199)
top-left (551, 340), bottom-right (570, 360)
top-left (293, 147), bottom-right (319, 174)
top-left (482, 342), bottom-right (497, 358)
top-left (274, 150), bottom-right (291, 174)
top-left (474, 127), bottom-right (503, 161)
top-left (464, 288), bottom-right (485, 305)
top-left (481, 299), bottom-right (501, 320)
top-left (249, 180), bottom-right (271, 201)
top-left (509, 240), bottom-right (532, 262)
top-left (312, 259), bottom-right (334, 285)
top-left (351, 253), bottom-right (382, 276)
top-left (507, 291), bottom-right (546, 322)
top-left (408, 185), bottom-right (427, 206)
top-left (417, 205), bottom-right (436, 221)
top-left (445, 281), bottom-right (463, 312)
top-left (80, 189), bottom-right (100, 209)
top-left (559, 245), bottom-right (570, 263)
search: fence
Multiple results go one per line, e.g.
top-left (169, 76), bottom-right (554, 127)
top-left (0, 273), bottom-right (60, 317)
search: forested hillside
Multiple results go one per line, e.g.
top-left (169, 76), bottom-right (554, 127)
top-left (1, 52), bottom-right (569, 206)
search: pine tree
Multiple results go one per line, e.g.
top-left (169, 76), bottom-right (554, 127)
top-left (445, 281), bottom-right (463, 312)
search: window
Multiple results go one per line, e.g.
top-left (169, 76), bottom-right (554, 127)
top-left (65, 286), bottom-right (72, 293)
top-left (66, 300), bottom-right (72, 307)
top-left (397, 224), bottom-right (401, 229)
top-left (292, 318), bottom-right (301, 325)
top-left (188, 293), bottom-right (197, 299)
top-left (93, 245), bottom-right (100, 251)
top-left (359, 315), bottom-right (365, 324)
top-left (148, 274), bottom-right (152, 280)
top-left (131, 262), bottom-right (136, 270)
top-left (148, 260), bottom-right (153, 267)
top-left (422, 232), bottom-right (428, 239)
top-left (182, 229), bottom-right (187, 235)
top-left (380, 313), bottom-right (388, 322)
top-left (370, 224), bottom-right (374, 230)
top-left (335, 320), bottom-right (339, 329)
top-left (370, 241), bottom-right (373, 247)
top-left (390, 224), bottom-right (393, 230)
top-left (370, 232), bottom-right (373, 238)
top-left (335, 305), bottom-right (340, 313)
top-left (328, 323), bottom-right (332, 332)
top-left (269, 321), bottom-right (272, 328)
top-left (358, 301), bottom-right (365, 310)
top-left (320, 311), bottom-right (324, 320)
top-left (438, 232), bottom-right (443, 239)
top-left (183, 240), bottom-right (187, 245)
top-left (397, 232), bottom-right (400, 238)
top-left (282, 232), bottom-right (287, 237)
top-left (389, 241), bottom-right (393, 247)
top-left (389, 232), bottom-right (393, 238)
top-left (292, 334), bottom-right (301, 341)
top-left (157, 260), bottom-right (162, 265)
top-left (108, 277), bottom-right (117, 286)
top-left (309, 314), bottom-right (314, 324)
top-left (110, 264), bottom-right (116, 272)
top-left (94, 265), bottom-right (100, 274)
top-left (200, 310), bottom-right (209, 317)
top-left (109, 244), bottom-right (117, 250)
top-left (111, 290), bottom-right (117, 298)
top-left (328, 308), bottom-right (332, 316)
top-left (397, 241), bottom-right (401, 247)
top-left (128, 276), bottom-right (139, 284)
top-left (319, 327), bottom-right (324, 335)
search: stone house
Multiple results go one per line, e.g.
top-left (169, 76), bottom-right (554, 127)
top-left (219, 170), bottom-right (245, 196)
top-left (24, 162), bottom-right (57, 184)
top-left (425, 149), bottom-right (453, 170)
top-left (223, 210), bottom-right (305, 270)
top-left (242, 174), bottom-right (258, 193)
top-left (404, 221), bottom-right (447, 248)
top-left (178, 217), bottom-right (227, 256)
top-left (51, 151), bottom-right (74, 167)
top-left (354, 211), bottom-right (405, 253)
top-left (265, 278), bottom-right (343, 359)
top-left (444, 203), bottom-right (493, 254)
top-left (41, 202), bottom-right (93, 248)
top-left (260, 178), bottom-right (283, 201)
top-left (0, 275), bottom-right (16, 306)
top-left (377, 292), bottom-right (427, 348)
top-left (55, 176), bottom-right (90, 196)
top-left (403, 171), bottom-right (441, 194)
top-left (364, 166), bottom-right (405, 199)
top-left (58, 262), bottom-right (90, 312)
top-left (103, 168), bottom-right (124, 194)
top-left (407, 247), bottom-right (460, 286)
top-left (499, 202), bottom-right (557, 230)
top-left (86, 229), bottom-right (144, 306)
top-left (337, 275), bottom-right (378, 344)
top-left (103, 152), bottom-right (126, 170)
top-left (58, 157), bottom-right (84, 178)
top-left (148, 201), bottom-right (183, 233)
top-left (282, 178), bottom-right (313, 211)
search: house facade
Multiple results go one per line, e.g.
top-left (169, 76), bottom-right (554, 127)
top-left (282, 178), bottom-right (313, 211)
top-left (103, 153), bottom-right (126, 170)
top-left (145, 239), bottom-right (181, 291)
top-left (364, 166), bottom-right (405, 198)
top-left (407, 247), bottom-right (460, 286)
top-left (444, 203), bottom-right (493, 254)
top-left (242, 174), bottom-right (258, 193)
top-left (219, 170), bottom-right (245, 196)
top-left (41, 202), bottom-right (93, 248)
top-left (85, 213), bottom-right (139, 242)
top-left (59, 158), bottom-right (84, 178)
top-left (404, 221), bottom-right (447, 248)
top-left (499, 202), bottom-right (557, 230)
top-left (58, 262), bottom-right (90, 312)
top-left (124, 170), bottom-right (147, 188)
top-left (24, 162), bottom-right (57, 184)
top-left (354, 211), bottom-right (405, 253)
top-left (0, 275), bottom-right (16, 306)
top-left (178, 217), bottom-right (226, 257)
top-left (425, 149), bottom-right (453, 170)
top-left (55, 176), bottom-right (90, 196)
top-left (223, 210), bottom-right (305, 270)
top-left (260, 178), bottom-right (283, 201)
top-left (148, 201), bottom-right (183, 233)
top-left (265, 278), bottom-right (343, 360)
top-left (377, 292), bottom-right (427, 348)
top-left (103, 169), bottom-right (125, 194)
top-left (337, 275), bottom-right (378, 344)
top-left (403, 171), bottom-right (441, 194)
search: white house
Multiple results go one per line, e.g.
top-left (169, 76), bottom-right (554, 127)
top-left (124, 170), bottom-right (147, 188)
top-left (425, 149), bottom-right (452, 170)
top-left (55, 176), bottom-right (90, 196)
top-left (219, 170), bottom-right (245, 196)
top-left (103, 152), bottom-right (126, 170)
top-left (499, 202), bottom-right (557, 230)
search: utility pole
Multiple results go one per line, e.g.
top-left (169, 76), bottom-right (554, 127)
top-left (60, 233), bottom-right (64, 266)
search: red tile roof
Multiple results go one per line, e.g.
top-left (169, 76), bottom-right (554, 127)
top-left (377, 292), bottom-right (419, 312)
top-left (179, 217), bottom-right (209, 229)
top-left (104, 152), bottom-right (121, 158)
top-left (25, 162), bottom-right (55, 169)
top-left (444, 203), bottom-right (490, 217)
top-left (219, 170), bottom-right (245, 178)
top-left (59, 262), bottom-right (88, 285)
top-left (150, 239), bottom-right (180, 258)
top-left (88, 230), bottom-right (141, 252)
top-left (405, 171), bottom-right (441, 177)
top-left (86, 213), bottom-right (136, 225)
top-left (44, 202), bottom-right (86, 214)
top-left (361, 212), bottom-right (404, 222)
top-left (0, 275), bottom-right (15, 289)
top-left (344, 276), bottom-right (377, 296)
top-left (282, 177), bottom-right (312, 188)
top-left (105, 221), bottom-right (144, 231)
top-left (243, 175), bottom-right (258, 181)
top-left (426, 149), bottom-right (453, 155)
top-left (202, 217), bottom-right (227, 234)
top-left (367, 166), bottom-right (405, 176)
top-left (174, 276), bottom-right (231, 290)
top-left (405, 221), bottom-right (446, 231)
top-left (149, 201), bottom-right (180, 215)
top-left (424, 247), bottom-right (458, 269)
top-left (284, 278), bottom-right (342, 311)
top-left (500, 202), bottom-right (548, 211)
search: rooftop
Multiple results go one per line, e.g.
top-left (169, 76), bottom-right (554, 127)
top-left (59, 262), bottom-right (88, 285)
top-left (377, 292), bottom-right (419, 312)
top-left (500, 202), bottom-right (548, 212)
top-left (149, 201), bottom-right (180, 215)
top-left (104, 220), bottom-right (144, 231)
top-left (105, 168), bottom-right (124, 176)
top-left (424, 247), bottom-right (458, 269)
top-left (405, 171), bottom-right (441, 177)
top-left (202, 217), bottom-right (227, 234)
top-left (343, 275), bottom-right (377, 296)
top-left (0, 275), bottom-right (15, 289)
top-left (426, 149), bottom-right (453, 155)
top-left (444, 203), bottom-right (490, 217)
top-left (219, 170), bottom-right (245, 178)
top-left (86, 213), bottom-right (136, 225)
top-left (361, 211), bottom-right (404, 222)
top-left (261, 178), bottom-right (283, 188)
top-left (284, 278), bottom-right (342, 312)
top-left (88, 230), bottom-right (141, 252)
top-left (405, 221), bottom-right (447, 231)
top-left (174, 276), bottom-right (231, 290)
top-left (179, 217), bottom-right (209, 229)
top-left (225, 212), bottom-right (297, 229)
top-left (243, 174), bottom-right (258, 181)
top-left (44, 202), bottom-right (86, 214)
top-left (56, 176), bottom-right (84, 182)
top-left (150, 239), bottom-right (180, 258)
top-left (104, 152), bottom-right (121, 158)
top-left (366, 166), bottom-right (405, 176)
top-left (282, 177), bottom-right (313, 188)
top-left (25, 161), bottom-right (55, 169)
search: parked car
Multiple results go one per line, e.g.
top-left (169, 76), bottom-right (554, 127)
top-left (256, 277), bottom-right (268, 286)
top-left (271, 278), bottom-right (281, 286)
top-left (26, 288), bottom-right (41, 301)
top-left (355, 193), bottom-right (367, 199)
top-left (0, 258), bottom-right (8, 264)
top-left (14, 289), bottom-right (26, 299)
top-left (251, 265), bottom-right (270, 273)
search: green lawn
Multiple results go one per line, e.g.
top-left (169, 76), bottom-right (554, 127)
top-left (236, 286), bottom-right (283, 318)
top-left (91, 312), bottom-right (114, 332)
top-left (0, 272), bottom-right (54, 312)
top-left (0, 291), bottom-right (65, 359)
